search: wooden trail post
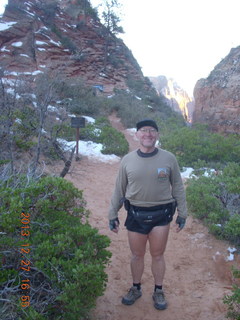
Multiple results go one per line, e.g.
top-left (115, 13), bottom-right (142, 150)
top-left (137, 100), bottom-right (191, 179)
top-left (71, 117), bottom-right (86, 161)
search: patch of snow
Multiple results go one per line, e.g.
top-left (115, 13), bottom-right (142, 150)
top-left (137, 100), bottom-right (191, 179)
top-left (20, 54), bottom-right (30, 57)
top-left (126, 128), bottom-right (138, 141)
top-left (35, 27), bottom-right (49, 34)
top-left (127, 128), bottom-right (136, 134)
top-left (83, 116), bottom-right (95, 123)
top-left (1, 46), bottom-right (10, 52)
top-left (49, 39), bottom-right (61, 46)
top-left (6, 88), bottom-right (21, 99)
top-left (23, 9), bottom-right (35, 17)
top-left (58, 139), bottom-right (120, 163)
top-left (203, 169), bottom-right (217, 177)
top-left (15, 118), bottom-right (22, 124)
top-left (22, 93), bottom-right (36, 100)
top-left (226, 247), bottom-right (237, 261)
top-left (135, 95), bottom-right (142, 100)
top-left (1, 78), bottom-right (18, 86)
top-left (6, 71), bottom-right (19, 76)
top-left (48, 105), bottom-right (58, 112)
top-left (0, 21), bottom-right (17, 31)
top-left (36, 41), bottom-right (48, 46)
top-left (181, 167), bottom-right (195, 179)
top-left (32, 70), bottom-right (43, 75)
top-left (12, 42), bottom-right (23, 47)
top-left (38, 48), bottom-right (46, 51)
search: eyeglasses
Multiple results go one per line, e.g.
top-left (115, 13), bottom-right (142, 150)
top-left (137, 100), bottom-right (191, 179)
top-left (139, 128), bottom-right (157, 134)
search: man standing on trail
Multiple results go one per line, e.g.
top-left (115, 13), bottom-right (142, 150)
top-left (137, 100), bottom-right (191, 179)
top-left (108, 119), bottom-right (187, 310)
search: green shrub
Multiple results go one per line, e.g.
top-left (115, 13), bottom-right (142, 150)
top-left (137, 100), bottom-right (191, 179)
top-left (161, 125), bottom-right (240, 168)
top-left (0, 176), bottom-right (111, 320)
top-left (186, 163), bottom-right (240, 246)
top-left (52, 124), bottom-right (76, 141)
top-left (224, 215), bottom-right (240, 242)
top-left (81, 117), bottom-right (129, 156)
top-left (14, 138), bottom-right (36, 151)
top-left (100, 125), bottom-right (129, 155)
top-left (224, 267), bottom-right (240, 320)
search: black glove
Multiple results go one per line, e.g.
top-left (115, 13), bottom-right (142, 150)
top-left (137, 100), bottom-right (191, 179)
top-left (176, 216), bottom-right (186, 230)
top-left (109, 217), bottom-right (120, 231)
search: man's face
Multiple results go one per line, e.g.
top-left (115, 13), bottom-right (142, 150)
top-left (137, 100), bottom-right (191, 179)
top-left (135, 126), bottom-right (159, 150)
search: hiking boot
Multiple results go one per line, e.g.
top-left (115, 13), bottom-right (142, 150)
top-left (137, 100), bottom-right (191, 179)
top-left (152, 288), bottom-right (167, 310)
top-left (122, 286), bottom-right (142, 305)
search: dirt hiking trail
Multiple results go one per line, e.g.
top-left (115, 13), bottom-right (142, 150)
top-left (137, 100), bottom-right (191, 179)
top-left (64, 114), bottom-right (239, 320)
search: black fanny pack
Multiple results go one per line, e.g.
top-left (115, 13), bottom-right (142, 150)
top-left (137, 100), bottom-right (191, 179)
top-left (130, 201), bottom-right (177, 224)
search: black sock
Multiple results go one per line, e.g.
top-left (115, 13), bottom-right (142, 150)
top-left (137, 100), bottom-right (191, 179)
top-left (154, 285), bottom-right (162, 291)
top-left (133, 283), bottom-right (141, 290)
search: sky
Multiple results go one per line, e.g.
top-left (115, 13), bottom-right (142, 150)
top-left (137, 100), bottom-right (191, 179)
top-left (1, 0), bottom-right (240, 96)
top-left (92, 0), bottom-right (240, 96)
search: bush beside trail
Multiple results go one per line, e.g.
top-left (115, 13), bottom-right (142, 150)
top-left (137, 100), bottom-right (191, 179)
top-left (80, 117), bottom-right (129, 156)
top-left (0, 176), bottom-right (111, 320)
top-left (186, 162), bottom-right (240, 320)
top-left (186, 162), bottom-right (240, 247)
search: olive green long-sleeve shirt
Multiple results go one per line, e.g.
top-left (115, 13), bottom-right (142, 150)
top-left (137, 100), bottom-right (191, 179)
top-left (108, 148), bottom-right (187, 220)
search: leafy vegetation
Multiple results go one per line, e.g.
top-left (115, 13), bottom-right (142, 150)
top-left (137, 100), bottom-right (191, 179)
top-left (160, 124), bottom-right (240, 168)
top-left (81, 117), bottom-right (129, 156)
top-left (0, 176), bottom-right (111, 320)
top-left (224, 267), bottom-right (240, 320)
top-left (186, 162), bottom-right (240, 246)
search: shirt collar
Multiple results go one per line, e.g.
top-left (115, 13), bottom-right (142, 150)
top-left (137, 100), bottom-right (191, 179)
top-left (137, 148), bottom-right (159, 158)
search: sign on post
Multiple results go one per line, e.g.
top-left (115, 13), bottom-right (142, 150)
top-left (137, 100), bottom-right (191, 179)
top-left (71, 117), bottom-right (86, 128)
top-left (71, 117), bottom-right (86, 160)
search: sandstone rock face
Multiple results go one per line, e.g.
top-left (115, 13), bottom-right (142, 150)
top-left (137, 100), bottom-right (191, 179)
top-left (0, 0), bottom-right (148, 94)
top-left (193, 47), bottom-right (240, 134)
top-left (149, 75), bottom-right (194, 123)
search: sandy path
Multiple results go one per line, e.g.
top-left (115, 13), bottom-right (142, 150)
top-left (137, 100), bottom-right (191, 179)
top-left (65, 114), bottom-right (239, 320)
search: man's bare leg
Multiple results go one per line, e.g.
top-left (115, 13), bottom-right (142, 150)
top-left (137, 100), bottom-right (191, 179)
top-left (127, 231), bottom-right (148, 283)
top-left (148, 224), bottom-right (170, 285)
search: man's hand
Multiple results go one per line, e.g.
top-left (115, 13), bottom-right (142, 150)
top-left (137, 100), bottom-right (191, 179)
top-left (109, 218), bottom-right (120, 233)
top-left (175, 216), bottom-right (186, 232)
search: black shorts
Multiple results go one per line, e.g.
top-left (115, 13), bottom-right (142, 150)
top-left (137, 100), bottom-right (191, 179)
top-left (124, 202), bottom-right (176, 235)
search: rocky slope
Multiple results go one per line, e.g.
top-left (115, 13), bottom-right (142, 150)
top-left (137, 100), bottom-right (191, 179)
top-left (193, 46), bottom-right (240, 134)
top-left (0, 0), bottom-right (149, 94)
top-left (149, 75), bottom-right (194, 123)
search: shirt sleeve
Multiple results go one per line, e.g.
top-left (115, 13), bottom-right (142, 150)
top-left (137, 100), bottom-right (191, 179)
top-left (170, 156), bottom-right (188, 219)
top-left (108, 160), bottom-right (128, 220)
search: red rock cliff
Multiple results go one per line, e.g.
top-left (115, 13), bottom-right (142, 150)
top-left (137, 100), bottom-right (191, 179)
top-left (0, 0), bottom-right (149, 94)
top-left (193, 46), bottom-right (240, 134)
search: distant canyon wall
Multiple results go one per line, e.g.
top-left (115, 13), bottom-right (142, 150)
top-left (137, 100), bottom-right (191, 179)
top-left (193, 46), bottom-right (240, 134)
top-left (149, 76), bottom-right (194, 123)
